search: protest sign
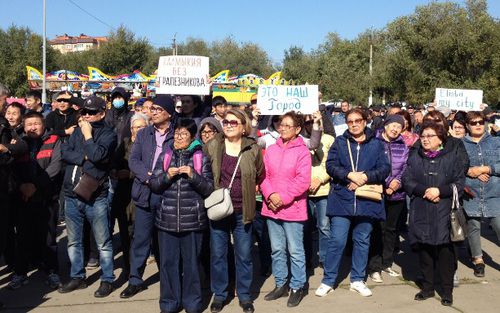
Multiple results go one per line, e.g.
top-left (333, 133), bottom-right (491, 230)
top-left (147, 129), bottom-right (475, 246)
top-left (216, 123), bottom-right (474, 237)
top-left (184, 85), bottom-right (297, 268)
top-left (435, 88), bottom-right (483, 111)
top-left (334, 124), bottom-right (348, 138)
top-left (257, 85), bottom-right (319, 115)
top-left (156, 56), bottom-right (210, 95)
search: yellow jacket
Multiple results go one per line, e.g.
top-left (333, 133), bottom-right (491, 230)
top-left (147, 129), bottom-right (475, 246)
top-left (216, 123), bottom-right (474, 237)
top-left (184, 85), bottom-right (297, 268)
top-left (309, 134), bottom-right (334, 197)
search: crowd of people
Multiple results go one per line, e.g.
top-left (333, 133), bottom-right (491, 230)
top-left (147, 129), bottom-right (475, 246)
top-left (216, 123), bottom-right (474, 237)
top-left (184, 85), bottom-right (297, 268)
top-left (0, 82), bottom-right (499, 312)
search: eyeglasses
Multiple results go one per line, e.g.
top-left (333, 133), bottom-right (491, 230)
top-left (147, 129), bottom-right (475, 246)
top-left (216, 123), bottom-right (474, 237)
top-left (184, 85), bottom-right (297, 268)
top-left (468, 120), bottom-right (485, 126)
top-left (81, 109), bottom-right (100, 116)
top-left (222, 119), bottom-right (241, 128)
top-left (174, 131), bottom-right (190, 138)
top-left (150, 106), bottom-right (165, 113)
top-left (346, 118), bottom-right (364, 126)
top-left (453, 125), bottom-right (465, 130)
top-left (201, 130), bottom-right (216, 136)
top-left (420, 134), bottom-right (438, 140)
top-left (279, 124), bottom-right (296, 130)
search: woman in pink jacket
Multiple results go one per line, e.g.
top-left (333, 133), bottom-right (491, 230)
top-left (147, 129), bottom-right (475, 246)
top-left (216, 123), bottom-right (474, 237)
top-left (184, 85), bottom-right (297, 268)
top-left (260, 111), bottom-right (312, 308)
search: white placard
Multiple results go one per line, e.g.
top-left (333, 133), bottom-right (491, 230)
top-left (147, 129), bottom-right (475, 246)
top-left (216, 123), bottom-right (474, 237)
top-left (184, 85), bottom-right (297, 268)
top-left (156, 56), bottom-right (210, 95)
top-left (257, 85), bottom-right (319, 115)
top-left (435, 88), bottom-right (483, 111)
top-left (334, 124), bottom-right (349, 137)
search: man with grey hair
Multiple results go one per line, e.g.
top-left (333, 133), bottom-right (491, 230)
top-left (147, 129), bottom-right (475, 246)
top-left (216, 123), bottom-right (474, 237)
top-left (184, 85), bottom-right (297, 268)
top-left (0, 83), bottom-right (11, 115)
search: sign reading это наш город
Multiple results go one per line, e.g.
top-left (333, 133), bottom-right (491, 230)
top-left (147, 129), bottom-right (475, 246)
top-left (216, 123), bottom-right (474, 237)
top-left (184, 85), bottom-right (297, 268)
top-left (156, 56), bottom-right (210, 95)
top-left (435, 88), bottom-right (483, 111)
top-left (257, 85), bottom-right (319, 115)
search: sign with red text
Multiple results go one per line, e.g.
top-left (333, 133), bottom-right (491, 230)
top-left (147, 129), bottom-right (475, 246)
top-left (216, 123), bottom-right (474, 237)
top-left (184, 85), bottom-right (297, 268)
top-left (156, 56), bottom-right (210, 95)
top-left (435, 88), bottom-right (483, 111)
top-left (257, 85), bottom-right (319, 115)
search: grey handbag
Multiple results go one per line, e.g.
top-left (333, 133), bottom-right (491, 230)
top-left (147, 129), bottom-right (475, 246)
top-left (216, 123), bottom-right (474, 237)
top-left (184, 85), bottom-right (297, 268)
top-left (205, 155), bottom-right (242, 221)
top-left (450, 184), bottom-right (468, 242)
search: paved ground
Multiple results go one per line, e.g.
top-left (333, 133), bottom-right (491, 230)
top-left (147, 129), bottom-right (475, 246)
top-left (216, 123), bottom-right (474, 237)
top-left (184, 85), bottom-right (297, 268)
top-left (0, 223), bottom-right (499, 313)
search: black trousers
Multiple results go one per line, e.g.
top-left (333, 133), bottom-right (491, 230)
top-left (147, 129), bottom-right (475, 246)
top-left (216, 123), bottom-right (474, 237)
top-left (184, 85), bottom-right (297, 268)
top-left (110, 179), bottom-right (133, 272)
top-left (10, 195), bottom-right (58, 275)
top-left (368, 199), bottom-right (406, 272)
top-left (418, 243), bottom-right (456, 298)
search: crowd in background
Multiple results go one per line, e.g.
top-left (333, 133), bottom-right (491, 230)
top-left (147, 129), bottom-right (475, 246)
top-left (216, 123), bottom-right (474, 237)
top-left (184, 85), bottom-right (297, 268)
top-left (0, 82), bottom-right (499, 312)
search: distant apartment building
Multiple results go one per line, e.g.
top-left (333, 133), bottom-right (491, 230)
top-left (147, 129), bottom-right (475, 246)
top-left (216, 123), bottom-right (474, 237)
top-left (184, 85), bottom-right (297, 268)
top-left (49, 34), bottom-right (108, 54)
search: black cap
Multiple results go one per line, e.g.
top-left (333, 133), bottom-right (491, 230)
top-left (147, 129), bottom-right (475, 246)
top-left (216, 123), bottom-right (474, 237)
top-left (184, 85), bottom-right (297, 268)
top-left (152, 95), bottom-right (175, 115)
top-left (69, 96), bottom-right (85, 108)
top-left (82, 95), bottom-right (106, 111)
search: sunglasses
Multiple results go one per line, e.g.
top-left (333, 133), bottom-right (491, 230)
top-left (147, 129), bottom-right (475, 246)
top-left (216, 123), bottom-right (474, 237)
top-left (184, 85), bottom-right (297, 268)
top-left (81, 109), bottom-right (100, 116)
top-left (346, 118), bottom-right (364, 126)
top-left (57, 98), bottom-right (70, 103)
top-left (468, 120), bottom-right (485, 126)
top-left (222, 119), bottom-right (241, 127)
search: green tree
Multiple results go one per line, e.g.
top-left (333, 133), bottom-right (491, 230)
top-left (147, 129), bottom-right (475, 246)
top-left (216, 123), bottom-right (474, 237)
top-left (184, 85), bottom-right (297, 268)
top-left (0, 25), bottom-right (58, 97)
top-left (97, 25), bottom-right (153, 75)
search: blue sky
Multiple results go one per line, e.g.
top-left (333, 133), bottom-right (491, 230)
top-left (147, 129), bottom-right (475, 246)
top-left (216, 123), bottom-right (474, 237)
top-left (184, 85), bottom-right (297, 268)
top-left (2, 0), bottom-right (499, 64)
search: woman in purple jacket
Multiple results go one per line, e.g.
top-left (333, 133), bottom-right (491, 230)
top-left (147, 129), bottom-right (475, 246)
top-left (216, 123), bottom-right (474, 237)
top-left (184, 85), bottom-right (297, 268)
top-left (368, 114), bottom-right (409, 283)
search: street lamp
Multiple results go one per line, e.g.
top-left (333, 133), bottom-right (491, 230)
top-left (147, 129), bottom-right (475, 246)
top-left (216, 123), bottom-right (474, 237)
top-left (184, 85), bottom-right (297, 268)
top-left (42, 0), bottom-right (47, 103)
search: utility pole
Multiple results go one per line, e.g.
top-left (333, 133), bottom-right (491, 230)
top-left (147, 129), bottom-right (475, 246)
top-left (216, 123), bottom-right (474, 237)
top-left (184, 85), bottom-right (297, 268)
top-left (172, 33), bottom-right (177, 56)
top-left (42, 0), bottom-right (47, 103)
top-left (368, 31), bottom-right (373, 107)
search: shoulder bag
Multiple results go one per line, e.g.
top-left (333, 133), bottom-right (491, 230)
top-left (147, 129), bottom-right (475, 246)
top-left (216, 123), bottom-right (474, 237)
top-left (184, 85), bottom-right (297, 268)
top-left (205, 154), bottom-right (242, 221)
top-left (347, 140), bottom-right (383, 202)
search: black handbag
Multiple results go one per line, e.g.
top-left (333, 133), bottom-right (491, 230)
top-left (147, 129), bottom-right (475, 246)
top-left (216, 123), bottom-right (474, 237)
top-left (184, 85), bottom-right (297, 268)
top-left (450, 184), bottom-right (468, 242)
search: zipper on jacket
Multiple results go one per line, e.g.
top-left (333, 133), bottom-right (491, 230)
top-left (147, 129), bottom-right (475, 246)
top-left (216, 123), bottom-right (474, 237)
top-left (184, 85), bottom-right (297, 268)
top-left (353, 142), bottom-right (361, 215)
top-left (478, 144), bottom-right (485, 216)
top-left (177, 153), bottom-right (181, 232)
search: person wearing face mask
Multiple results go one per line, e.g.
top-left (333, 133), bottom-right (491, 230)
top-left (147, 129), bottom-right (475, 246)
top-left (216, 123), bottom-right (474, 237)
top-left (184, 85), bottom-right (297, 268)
top-left (6, 112), bottom-right (62, 290)
top-left (106, 87), bottom-right (134, 145)
top-left (367, 114), bottom-right (409, 283)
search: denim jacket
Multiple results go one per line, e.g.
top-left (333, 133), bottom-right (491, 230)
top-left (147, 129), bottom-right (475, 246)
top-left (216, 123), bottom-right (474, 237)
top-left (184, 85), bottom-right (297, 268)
top-left (462, 133), bottom-right (500, 217)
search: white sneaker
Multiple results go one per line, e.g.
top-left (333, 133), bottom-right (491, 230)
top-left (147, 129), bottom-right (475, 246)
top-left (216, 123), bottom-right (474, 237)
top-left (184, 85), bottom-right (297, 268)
top-left (369, 271), bottom-right (383, 283)
top-left (383, 267), bottom-right (400, 277)
top-left (315, 283), bottom-right (333, 297)
top-left (350, 281), bottom-right (372, 297)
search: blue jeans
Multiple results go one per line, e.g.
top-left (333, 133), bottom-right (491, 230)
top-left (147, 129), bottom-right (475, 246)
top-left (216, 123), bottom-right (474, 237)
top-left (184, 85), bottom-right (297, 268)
top-left (158, 230), bottom-right (203, 313)
top-left (467, 217), bottom-right (500, 258)
top-left (267, 218), bottom-right (306, 290)
top-left (308, 197), bottom-right (330, 263)
top-left (252, 206), bottom-right (272, 271)
top-left (210, 212), bottom-right (253, 302)
top-left (322, 216), bottom-right (373, 286)
top-left (65, 196), bottom-right (114, 282)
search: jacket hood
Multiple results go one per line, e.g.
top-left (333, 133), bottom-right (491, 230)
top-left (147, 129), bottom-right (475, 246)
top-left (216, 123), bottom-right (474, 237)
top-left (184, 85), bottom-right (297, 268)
top-left (463, 133), bottom-right (491, 144)
top-left (111, 87), bottom-right (130, 102)
top-left (276, 136), bottom-right (305, 149)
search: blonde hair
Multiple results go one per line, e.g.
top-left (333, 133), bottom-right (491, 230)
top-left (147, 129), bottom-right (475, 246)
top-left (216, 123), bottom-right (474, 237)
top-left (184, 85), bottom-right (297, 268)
top-left (225, 108), bottom-right (252, 136)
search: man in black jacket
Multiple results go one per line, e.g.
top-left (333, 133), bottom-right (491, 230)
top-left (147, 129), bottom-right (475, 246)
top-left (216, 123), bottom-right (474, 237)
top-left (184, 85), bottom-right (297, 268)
top-left (7, 112), bottom-right (62, 290)
top-left (45, 91), bottom-right (79, 140)
top-left (58, 96), bottom-right (117, 298)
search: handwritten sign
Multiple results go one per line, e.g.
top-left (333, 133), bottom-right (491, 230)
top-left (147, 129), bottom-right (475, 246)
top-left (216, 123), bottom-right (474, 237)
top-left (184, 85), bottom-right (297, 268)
top-left (256, 85), bottom-right (318, 115)
top-left (435, 88), bottom-right (483, 111)
top-left (156, 56), bottom-right (210, 95)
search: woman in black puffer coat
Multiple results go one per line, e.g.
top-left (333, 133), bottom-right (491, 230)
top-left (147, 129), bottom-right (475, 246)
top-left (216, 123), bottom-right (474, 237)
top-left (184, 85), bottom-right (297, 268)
top-left (149, 118), bottom-right (214, 313)
top-left (403, 121), bottom-right (465, 307)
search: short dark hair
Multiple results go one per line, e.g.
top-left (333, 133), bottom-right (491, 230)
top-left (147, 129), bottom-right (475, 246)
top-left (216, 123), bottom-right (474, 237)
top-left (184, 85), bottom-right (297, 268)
top-left (26, 90), bottom-right (42, 100)
top-left (6, 102), bottom-right (26, 115)
top-left (424, 110), bottom-right (447, 126)
top-left (346, 108), bottom-right (368, 121)
top-left (23, 111), bottom-right (44, 125)
top-left (420, 121), bottom-right (447, 143)
top-left (175, 118), bottom-right (198, 138)
top-left (280, 111), bottom-right (304, 130)
top-left (212, 96), bottom-right (227, 106)
top-left (465, 111), bottom-right (484, 124)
